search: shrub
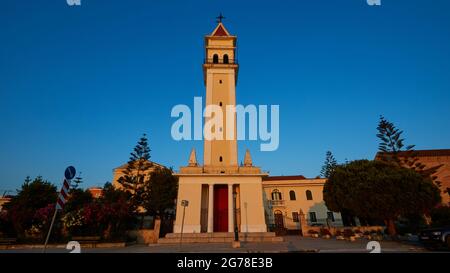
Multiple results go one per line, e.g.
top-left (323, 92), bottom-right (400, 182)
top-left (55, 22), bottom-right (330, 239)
top-left (430, 205), bottom-right (450, 227)
top-left (320, 228), bottom-right (332, 236)
top-left (343, 229), bottom-right (355, 237)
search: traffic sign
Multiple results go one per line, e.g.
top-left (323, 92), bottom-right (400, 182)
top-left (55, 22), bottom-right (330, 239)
top-left (64, 166), bottom-right (76, 180)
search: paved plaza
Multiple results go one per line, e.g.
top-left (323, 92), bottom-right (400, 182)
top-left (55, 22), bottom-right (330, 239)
top-left (1, 236), bottom-right (443, 253)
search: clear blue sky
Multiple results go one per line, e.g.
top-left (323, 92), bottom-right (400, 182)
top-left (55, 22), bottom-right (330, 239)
top-left (1, 0), bottom-right (450, 191)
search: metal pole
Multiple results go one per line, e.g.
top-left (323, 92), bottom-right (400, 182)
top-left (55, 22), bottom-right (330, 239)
top-left (43, 207), bottom-right (58, 253)
top-left (179, 205), bottom-right (186, 247)
top-left (233, 193), bottom-right (238, 242)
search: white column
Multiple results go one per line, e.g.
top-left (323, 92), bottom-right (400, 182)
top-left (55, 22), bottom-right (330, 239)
top-left (207, 184), bottom-right (214, 233)
top-left (228, 184), bottom-right (234, 232)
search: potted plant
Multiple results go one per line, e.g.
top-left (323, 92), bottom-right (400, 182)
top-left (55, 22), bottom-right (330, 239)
top-left (344, 229), bottom-right (356, 241)
top-left (320, 228), bottom-right (332, 239)
top-left (308, 230), bottom-right (319, 238)
top-left (354, 229), bottom-right (363, 238)
top-left (335, 230), bottom-right (345, 240)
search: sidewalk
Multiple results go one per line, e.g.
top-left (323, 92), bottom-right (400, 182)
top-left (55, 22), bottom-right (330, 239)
top-left (0, 236), bottom-right (433, 253)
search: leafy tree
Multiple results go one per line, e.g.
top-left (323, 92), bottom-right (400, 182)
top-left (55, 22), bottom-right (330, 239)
top-left (323, 160), bottom-right (441, 235)
top-left (376, 116), bottom-right (442, 188)
top-left (430, 205), bottom-right (450, 227)
top-left (320, 151), bottom-right (338, 178)
top-left (5, 176), bottom-right (57, 238)
top-left (143, 167), bottom-right (178, 218)
top-left (99, 182), bottom-right (134, 239)
top-left (71, 172), bottom-right (83, 190)
top-left (117, 134), bottom-right (153, 213)
top-left (64, 189), bottom-right (93, 213)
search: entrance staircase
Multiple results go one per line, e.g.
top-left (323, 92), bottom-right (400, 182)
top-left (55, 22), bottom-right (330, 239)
top-left (158, 232), bottom-right (283, 244)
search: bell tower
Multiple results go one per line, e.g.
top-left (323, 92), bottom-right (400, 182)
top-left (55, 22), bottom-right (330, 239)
top-left (203, 20), bottom-right (239, 172)
top-left (173, 17), bottom-right (269, 235)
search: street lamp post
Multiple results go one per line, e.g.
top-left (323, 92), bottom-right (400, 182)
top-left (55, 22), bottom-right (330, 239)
top-left (232, 191), bottom-right (240, 248)
top-left (180, 200), bottom-right (189, 248)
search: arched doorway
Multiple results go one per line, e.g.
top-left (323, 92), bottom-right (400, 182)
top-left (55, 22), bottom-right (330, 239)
top-left (274, 210), bottom-right (284, 230)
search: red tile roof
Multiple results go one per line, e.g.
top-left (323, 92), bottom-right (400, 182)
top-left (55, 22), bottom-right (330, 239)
top-left (375, 149), bottom-right (450, 158)
top-left (263, 175), bottom-right (307, 181)
top-left (213, 24), bottom-right (228, 36)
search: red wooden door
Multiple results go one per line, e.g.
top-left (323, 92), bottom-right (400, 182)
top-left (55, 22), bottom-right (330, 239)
top-left (214, 185), bottom-right (228, 232)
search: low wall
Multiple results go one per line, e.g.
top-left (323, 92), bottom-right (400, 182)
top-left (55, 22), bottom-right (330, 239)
top-left (302, 226), bottom-right (384, 237)
top-left (0, 242), bottom-right (126, 250)
top-left (127, 219), bottom-right (161, 244)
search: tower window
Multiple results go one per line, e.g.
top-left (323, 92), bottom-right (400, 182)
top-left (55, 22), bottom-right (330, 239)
top-left (219, 80), bottom-right (222, 84)
top-left (223, 54), bottom-right (229, 64)
top-left (219, 156), bottom-right (223, 162)
top-left (213, 54), bottom-right (219, 64)
top-left (219, 102), bottom-right (222, 106)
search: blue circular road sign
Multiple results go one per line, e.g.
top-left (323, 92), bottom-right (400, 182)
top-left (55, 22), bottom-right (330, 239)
top-left (64, 166), bottom-right (76, 180)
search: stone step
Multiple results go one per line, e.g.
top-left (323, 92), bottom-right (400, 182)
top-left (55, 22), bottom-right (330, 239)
top-left (158, 233), bottom-right (283, 244)
top-left (158, 237), bottom-right (283, 244)
top-left (165, 232), bottom-right (277, 239)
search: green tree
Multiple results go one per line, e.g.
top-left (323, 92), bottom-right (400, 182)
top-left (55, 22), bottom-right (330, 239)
top-left (99, 182), bottom-right (134, 239)
top-left (429, 206), bottom-right (450, 228)
top-left (376, 116), bottom-right (442, 188)
top-left (320, 151), bottom-right (338, 178)
top-left (5, 176), bottom-right (57, 238)
top-left (63, 188), bottom-right (93, 213)
top-left (117, 134), bottom-right (153, 213)
top-left (323, 160), bottom-right (441, 235)
top-left (143, 167), bottom-right (178, 218)
top-left (71, 172), bottom-right (83, 190)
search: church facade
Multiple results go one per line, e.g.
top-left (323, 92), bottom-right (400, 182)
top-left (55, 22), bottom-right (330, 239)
top-left (173, 22), bottom-right (268, 234)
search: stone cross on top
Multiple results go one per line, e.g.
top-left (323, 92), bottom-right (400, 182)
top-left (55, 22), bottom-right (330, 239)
top-left (216, 13), bottom-right (226, 23)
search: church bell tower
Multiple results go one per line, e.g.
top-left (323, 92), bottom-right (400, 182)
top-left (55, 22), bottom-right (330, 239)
top-left (203, 19), bottom-right (239, 172)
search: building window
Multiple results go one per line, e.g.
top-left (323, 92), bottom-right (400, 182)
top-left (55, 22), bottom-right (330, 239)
top-left (327, 211), bottom-right (335, 222)
top-left (292, 212), bottom-right (299, 222)
top-left (309, 212), bottom-right (317, 223)
top-left (219, 80), bottom-right (222, 84)
top-left (213, 54), bottom-right (219, 64)
top-left (271, 189), bottom-right (282, 200)
top-left (219, 156), bottom-right (223, 162)
top-left (306, 190), bottom-right (313, 200)
top-left (289, 190), bottom-right (296, 200)
top-left (223, 54), bottom-right (229, 64)
top-left (219, 102), bottom-right (223, 106)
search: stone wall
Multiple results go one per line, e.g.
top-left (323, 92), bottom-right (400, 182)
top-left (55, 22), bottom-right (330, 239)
top-left (127, 219), bottom-right (161, 244)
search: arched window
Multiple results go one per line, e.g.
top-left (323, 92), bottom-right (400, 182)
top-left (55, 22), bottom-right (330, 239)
top-left (306, 190), bottom-right (313, 200)
top-left (219, 156), bottom-right (223, 162)
top-left (271, 189), bottom-right (282, 200)
top-left (223, 54), bottom-right (229, 64)
top-left (213, 54), bottom-right (219, 64)
top-left (289, 190), bottom-right (296, 200)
